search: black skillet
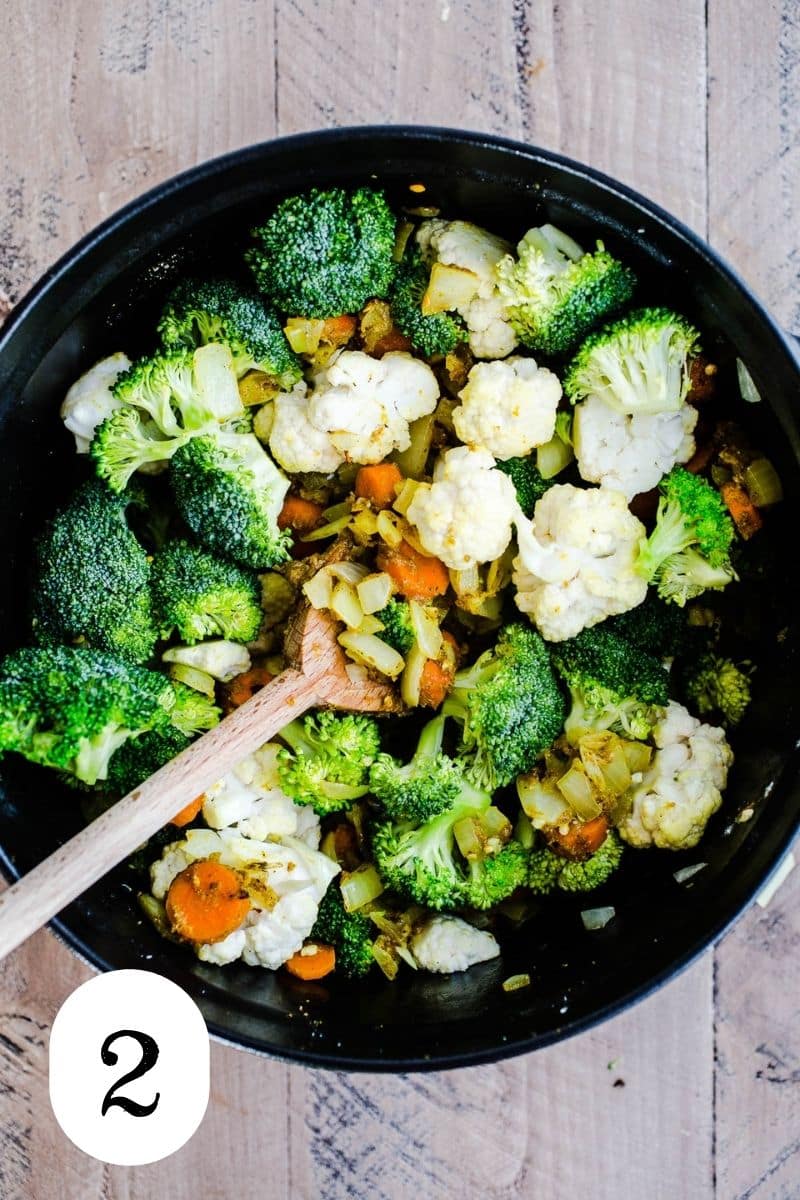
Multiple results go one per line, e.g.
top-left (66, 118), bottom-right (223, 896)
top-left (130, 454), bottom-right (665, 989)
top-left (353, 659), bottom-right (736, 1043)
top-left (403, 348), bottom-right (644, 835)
top-left (0, 127), bottom-right (798, 1070)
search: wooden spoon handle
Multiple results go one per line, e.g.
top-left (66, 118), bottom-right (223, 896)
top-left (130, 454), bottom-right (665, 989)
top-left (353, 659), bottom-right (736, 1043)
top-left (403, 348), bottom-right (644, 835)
top-left (0, 667), bottom-right (320, 963)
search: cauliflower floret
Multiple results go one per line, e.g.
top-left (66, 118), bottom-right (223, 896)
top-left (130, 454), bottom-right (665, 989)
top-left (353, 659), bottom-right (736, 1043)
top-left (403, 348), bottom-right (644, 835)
top-left (308, 350), bottom-right (439, 463)
top-left (201, 743), bottom-right (320, 848)
top-left (411, 915), bottom-right (500, 974)
top-left (148, 828), bottom-right (339, 969)
top-left (416, 220), bottom-right (518, 360)
top-left (574, 394), bottom-right (698, 499)
top-left (269, 381), bottom-right (344, 474)
top-left (453, 356), bottom-right (562, 459)
top-left (60, 352), bottom-right (130, 452)
top-left (406, 446), bottom-right (518, 570)
top-left (513, 483), bottom-right (648, 641)
top-left (618, 701), bottom-right (733, 850)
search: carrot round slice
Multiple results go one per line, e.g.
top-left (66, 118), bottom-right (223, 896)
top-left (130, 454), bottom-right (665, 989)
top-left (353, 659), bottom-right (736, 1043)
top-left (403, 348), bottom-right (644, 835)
top-left (285, 943), bottom-right (336, 980)
top-left (165, 860), bottom-right (250, 944)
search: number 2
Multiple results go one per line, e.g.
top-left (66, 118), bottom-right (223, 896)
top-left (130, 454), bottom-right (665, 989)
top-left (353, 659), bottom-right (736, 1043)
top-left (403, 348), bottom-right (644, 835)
top-left (100, 1029), bottom-right (160, 1118)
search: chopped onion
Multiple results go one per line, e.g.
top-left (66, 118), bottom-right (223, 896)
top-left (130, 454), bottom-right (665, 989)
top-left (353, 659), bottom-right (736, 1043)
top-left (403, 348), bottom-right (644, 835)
top-left (356, 614), bottom-right (384, 635)
top-left (393, 412), bottom-right (437, 479)
top-left (167, 662), bottom-right (216, 699)
top-left (330, 581), bottom-right (364, 629)
top-left (409, 600), bottom-right (443, 659)
top-left (743, 457), bottom-right (783, 507)
top-left (537, 433), bottom-right (574, 479)
top-left (421, 262), bottom-right (480, 314)
top-left (252, 400), bottom-right (275, 443)
top-left (449, 564), bottom-right (480, 597)
top-left (502, 973), bottom-right (531, 993)
top-left (371, 935), bottom-right (400, 980)
top-left (327, 561), bottom-right (369, 585)
top-left (350, 509), bottom-right (379, 542)
top-left (514, 811), bottom-right (536, 850)
top-left (517, 774), bottom-right (571, 829)
top-left (340, 864), bottom-right (385, 912)
top-left (736, 358), bottom-right (761, 404)
top-left (338, 631), bottom-right (405, 679)
top-left (482, 806), bottom-right (512, 843)
top-left (284, 317), bottom-right (325, 355)
top-left (345, 662), bottom-right (369, 685)
top-left (454, 817), bottom-right (482, 861)
top-left (400, 642), bottom-right (427, 706)
top-left (396, 946), bottom-right (419, 970)
top-left (357, 572), bottom-right (394, 614)
top-left (673, 863), bottom-right (707, 884)
top-left (303, 567), bottom-right (334, 610)
top-left (556, 762), bottom-right (602, 820)
top-left (581, 906), bottom-right (616, 931)
top-left (392, 478), bottom-right (422, 516)
top-left (620, 740), bottom-right (653, 774)
top-left (376, 508), bottom-right (405, 547)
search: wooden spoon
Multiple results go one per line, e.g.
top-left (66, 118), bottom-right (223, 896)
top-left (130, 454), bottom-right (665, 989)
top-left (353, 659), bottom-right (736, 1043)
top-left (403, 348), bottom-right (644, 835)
top-left (0, 605), bottom-right (401, 962)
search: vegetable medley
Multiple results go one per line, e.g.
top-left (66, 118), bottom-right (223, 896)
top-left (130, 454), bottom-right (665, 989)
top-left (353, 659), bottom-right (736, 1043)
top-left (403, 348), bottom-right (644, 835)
top-left (0, 183), bottom-right (782, 984)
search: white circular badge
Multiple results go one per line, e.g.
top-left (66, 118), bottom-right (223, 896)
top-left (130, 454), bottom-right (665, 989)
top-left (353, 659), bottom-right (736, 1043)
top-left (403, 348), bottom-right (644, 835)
top-left (49, 969), bottom-right (210, 1165)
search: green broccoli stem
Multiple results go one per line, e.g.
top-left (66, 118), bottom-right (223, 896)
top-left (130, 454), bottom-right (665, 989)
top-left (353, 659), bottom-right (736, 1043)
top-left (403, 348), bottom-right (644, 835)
top-left (414, 714), bottom-right (447, 763)
top-left (74, 723), bottom-right (138, 786)
top-left (278, 718), bottom-right (314, 759)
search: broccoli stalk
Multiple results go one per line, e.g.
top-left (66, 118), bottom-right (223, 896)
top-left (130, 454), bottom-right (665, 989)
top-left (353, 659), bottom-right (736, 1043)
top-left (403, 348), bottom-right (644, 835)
top-left (170, 433), bottom-right (291, 569)
top-left (371, 779), bottom-right (527, 911)
top-left (389, 249), bottom-right (467, 357)
top-left (563, 307), bottom-right (700, 414)
top-left (0, 646), bottom-right (203, 786)
top-left (369, 715), bottom-right (463, 822)
top-left (310, 882), bottom-right (375, 978)
top-left (276, 710), bottom-right (381, 816)
top-left (496, 224), bottom-right (636, 356)
top-left (152, 539), bottom-right (262, 645)
top-left (375, 598), bottom-right (415, 655)
top-left (528, 831), bottom-right (623, 894)
top-left (158, 277), bottom-right (302, 387)
top-left (685, 653), bottom-right (753, 726)
top-left (637, 467), bottom-right (736, 606)
top-left (442, 623), bottom-right (566, 790)
top-left (550, 625), bottom-right (670, 743)
top-left (31, 479), bottom-right (158, 665)
top-left (247, 187), bottom-right (397, 317)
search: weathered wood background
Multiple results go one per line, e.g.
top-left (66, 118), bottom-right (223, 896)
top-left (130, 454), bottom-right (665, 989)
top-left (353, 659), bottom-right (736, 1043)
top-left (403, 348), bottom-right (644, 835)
top-left (0, 1), bottom-right (798, 1197)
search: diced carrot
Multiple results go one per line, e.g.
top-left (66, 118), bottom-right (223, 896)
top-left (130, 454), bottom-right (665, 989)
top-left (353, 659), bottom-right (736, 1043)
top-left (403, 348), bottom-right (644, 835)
top-left (221, 664), bottom-right (274, 714)
top-left (171, 794), bottom-right (205, 828)
top-left (165, 860), bottom-right (250, 944)
top-left (419, 658), bottom-right (454, 709)
top-left (376, 540), bottom-right (450, 601)
top-left (355, 463), bottom-right (404, 510)
top-left (285, 943), bottom-right (337, 980)
top-left (720, 480), bottom-right (763, 539)
top-left (684, 443), bottom-right (715, 474)
top-left (278, 495), bottom-right (325, 533)
top-left (321, 315), bottom-right (357, 346)
top-left (545, 815), bottom-right (609, 862)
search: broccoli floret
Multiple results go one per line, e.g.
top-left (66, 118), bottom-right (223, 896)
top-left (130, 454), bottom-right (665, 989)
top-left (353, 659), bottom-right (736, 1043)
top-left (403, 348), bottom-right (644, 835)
top-left (31, 479), bottom-right (158, 665)
top-left (170, 433), bottom-right (291, 569)
top-left (389, 249), bottom-right (467, 357)
top-left (528, 831), bottom-right (623, 894)
top-left (158, 277), bottom-right (302, 387)
top-left (550, 625), bottom-right (670, 742)
top-left (496, 224), bottom-right (636, 357)
top-left (92, 344), bottom-right (244, 493)
top-left (371, 780), bottom-right (525, 911)
top-left (276, 710), bottom-right (381, 815)
top-left (602, 590), bottom-right (688, 658)
top-left (247, 187), bottom-right (396, 317)
top-left (637, 467), bottom-right (736, 606)
top-left (684, 653), bottom-right (753, 726)
top-left (442, 623), bottom-right (566, 790)
top-left (563, 307), bottom-right (700, 413)
top-left (375, 599), bottom-right (415, 655)
top-left (369, 715), bottom-right (463, 823)
top-left (0, 647), bottom-right (178, 786)
top-left (152, 539), bottom-right (261, 645)
top-left (169, 682), bottom-right (221, 736)
top-left (311, 882), bottom-right (375, 978)
top-left (106, 725), bottom-right (191, 795)
top-left (495, 456), bottom-right (554, 518)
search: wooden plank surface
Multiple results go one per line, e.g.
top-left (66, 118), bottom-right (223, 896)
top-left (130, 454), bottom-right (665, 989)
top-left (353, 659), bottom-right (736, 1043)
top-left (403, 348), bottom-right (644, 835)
top-left (0, 2), bottom-right (795, 1198)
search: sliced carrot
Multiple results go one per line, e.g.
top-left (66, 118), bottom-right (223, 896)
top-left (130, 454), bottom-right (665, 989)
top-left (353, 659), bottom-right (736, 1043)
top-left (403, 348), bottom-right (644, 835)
top-left (278, 495), bottom-right (325, 533)
top-left (285, 942), bottom-right (337, 980)
top-left (376, 540), bottom-right (450, 601)
top-left (684, 442), bottom-right (715, 475)
top-left (355, 462), bottom-right (404, 509)
top-left (720, 480), bottom-right (763, 539)
top-left (545, 815), bottom-right (609, 862)
top-left (171, 794), bottom-right (205, 828)
top-left (221, 664), bottom-right (274, 714)
top-left (165, 860), bottom-right (250, 944)
top-left (321, 315), bottom-right (357, 346)
top-left (419, 658), bottom-right (454, 709)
